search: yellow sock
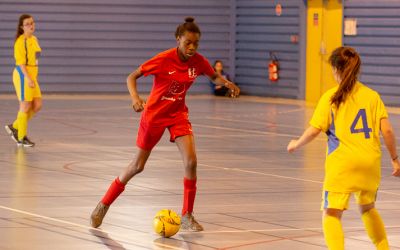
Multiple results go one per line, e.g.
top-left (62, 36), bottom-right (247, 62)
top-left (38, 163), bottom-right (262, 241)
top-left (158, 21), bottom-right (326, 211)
top-left (12, 118), bottom-right (18, 129)
top-left (323, 215), bottom-right (344, 250)
top-left (17, 111), bottom-right (28, 141)
top-left (362, 208), bottom-right (389, 250)
top-left (13, 110), bottom-right (34, 130)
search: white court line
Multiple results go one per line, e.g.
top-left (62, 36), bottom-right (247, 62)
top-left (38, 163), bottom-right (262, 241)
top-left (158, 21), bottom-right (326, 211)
top-left (150, 157), bottom-right (400, 196)
top-left (193, 122), bottom-right (400, 142)
top-left (379, 190), bottom-right (400, 196)
top-left (2, 158), bottom-right (400, 246)
top-left (203, 116), bottom-right (303, 129)
top-left (200, 163), bottom-right (322, 184)
top-left (276, 108), bottom-right (306, 115)
top-left (75, 199), bottom-right (400, 210)
top-left (3, 205), bottom-right (398, 241)
top-left (193, 123), bottom-right (301, 138)
top-left (203, 107), bottom-right (306, 127)
top-left (199, 163), bottom-right (400, 196)
top-left (0, 205), bottom-right (184, 250)
top-left (39, 105), bottom-right (400, 143)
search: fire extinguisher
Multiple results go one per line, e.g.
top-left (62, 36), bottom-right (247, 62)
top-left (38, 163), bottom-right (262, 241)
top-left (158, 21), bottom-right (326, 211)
top-left (268, 52), bottom-right (279, 82)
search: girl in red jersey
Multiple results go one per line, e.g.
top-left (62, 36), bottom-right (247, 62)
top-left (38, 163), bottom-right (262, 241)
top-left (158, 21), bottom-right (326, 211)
top-left (90, 17), bottom-right (240, 231)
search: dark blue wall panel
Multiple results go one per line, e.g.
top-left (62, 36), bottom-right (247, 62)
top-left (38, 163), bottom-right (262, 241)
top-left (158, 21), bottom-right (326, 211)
top-left (234, 0), bottom-right (305, 98)
top-left (344, 0), bottom-right (400, 105)
top-left (0, 0), bottom-right (233, 93)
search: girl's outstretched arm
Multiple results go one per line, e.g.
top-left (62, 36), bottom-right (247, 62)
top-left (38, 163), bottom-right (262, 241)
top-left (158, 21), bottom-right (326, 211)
top-left (287, 126), bottom-right (321, 153)
top-left (381, 118), bottom-right (400, 176)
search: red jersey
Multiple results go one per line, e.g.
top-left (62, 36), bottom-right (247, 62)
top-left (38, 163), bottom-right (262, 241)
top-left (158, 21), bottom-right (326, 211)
top-left (140, 48), bottom-right (215, 125)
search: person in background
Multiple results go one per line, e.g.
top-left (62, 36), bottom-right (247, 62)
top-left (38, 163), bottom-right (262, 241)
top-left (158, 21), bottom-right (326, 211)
top-left (209, 60), bottom-right (234, 97)
top-left (5, 14), bottom-right (42, 147)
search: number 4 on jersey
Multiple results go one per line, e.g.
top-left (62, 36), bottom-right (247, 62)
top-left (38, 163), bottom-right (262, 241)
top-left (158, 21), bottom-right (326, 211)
top-left (350, 109), bottom-right (372, 139)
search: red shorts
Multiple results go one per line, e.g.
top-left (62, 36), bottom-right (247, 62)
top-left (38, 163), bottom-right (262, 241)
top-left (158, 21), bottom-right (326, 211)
top-left (136, 119), bottom-right (193, 151)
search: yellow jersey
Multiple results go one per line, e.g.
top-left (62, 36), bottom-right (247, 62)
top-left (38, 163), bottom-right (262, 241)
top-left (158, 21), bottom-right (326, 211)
top-left (14, 35), bottom-right (41, 77)
top-left (310, 82), bottom-right (388, 192)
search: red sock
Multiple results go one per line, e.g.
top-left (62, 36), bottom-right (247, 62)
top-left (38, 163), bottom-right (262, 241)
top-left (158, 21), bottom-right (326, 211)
top-left (101, 177), bottom-right (125, 206)
top-left (182, 177), bottom-right (197, 216)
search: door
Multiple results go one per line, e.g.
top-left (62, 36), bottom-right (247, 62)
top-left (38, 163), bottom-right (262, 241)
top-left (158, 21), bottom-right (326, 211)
top-left (306, 0), bottom-right (343, 103)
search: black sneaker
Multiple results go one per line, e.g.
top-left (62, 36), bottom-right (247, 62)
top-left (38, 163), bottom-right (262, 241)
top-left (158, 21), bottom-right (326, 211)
top-left (5, 124), bottom-right (18, 142)
top-left (17, 136), bottom-right (35, 147)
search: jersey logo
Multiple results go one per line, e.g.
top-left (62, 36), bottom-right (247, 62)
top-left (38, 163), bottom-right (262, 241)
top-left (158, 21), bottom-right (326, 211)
top-left (161, 80), bottom-right (185, 102)
top-left (168, 71), bottom-right (176, 75)
top-left (188, 68), bottom-right (197, 78)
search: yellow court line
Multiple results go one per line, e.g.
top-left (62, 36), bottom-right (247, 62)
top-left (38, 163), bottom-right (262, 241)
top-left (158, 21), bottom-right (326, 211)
top-left (179, 224), bottom-right (400, 235)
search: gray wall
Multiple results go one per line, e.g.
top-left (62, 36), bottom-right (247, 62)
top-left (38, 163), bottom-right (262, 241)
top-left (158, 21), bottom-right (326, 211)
top-left (234, 0), bottom-right (306, 98)
top-left (343, 0), bottom-right (400, 105)
top-left (0, 0), bottom-right (233, 93)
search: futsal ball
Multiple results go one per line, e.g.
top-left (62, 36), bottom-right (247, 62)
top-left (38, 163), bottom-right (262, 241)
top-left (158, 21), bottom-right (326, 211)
top-left (153, 209), bottom-right (181, 238)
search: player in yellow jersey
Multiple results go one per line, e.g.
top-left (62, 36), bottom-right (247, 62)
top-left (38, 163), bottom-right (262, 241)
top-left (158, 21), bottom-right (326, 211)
top-left (287, 47), bottom-right (400, 250)
top-left (5, 14), bottom-right (42, 147)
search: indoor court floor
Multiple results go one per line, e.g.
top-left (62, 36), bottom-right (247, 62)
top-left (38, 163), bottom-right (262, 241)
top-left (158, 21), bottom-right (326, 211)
top-left (1, 94), bottom-right (400, 250)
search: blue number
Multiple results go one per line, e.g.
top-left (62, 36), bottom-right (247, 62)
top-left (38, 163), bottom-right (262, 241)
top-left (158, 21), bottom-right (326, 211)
top-left (350, 109), bottom-right (372, 139)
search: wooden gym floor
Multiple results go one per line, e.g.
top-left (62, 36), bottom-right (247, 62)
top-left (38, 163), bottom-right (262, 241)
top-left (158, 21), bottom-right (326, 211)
top-left (1, 94), bottom-right (400, 249)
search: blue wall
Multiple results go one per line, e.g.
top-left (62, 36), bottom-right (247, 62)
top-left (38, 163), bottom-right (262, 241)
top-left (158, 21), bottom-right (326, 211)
top-left (5, 0), bottom-right (399, 103)
top-left (0, 0), bottom-right (233, 93)
top-left (234, 0), bottom-right (306, 98)
top-left (343, 0), bottom-right (400, 105)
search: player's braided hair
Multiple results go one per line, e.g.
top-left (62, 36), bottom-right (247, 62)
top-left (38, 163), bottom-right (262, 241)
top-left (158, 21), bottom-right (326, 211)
top-left (175, 17), bottom-right (201, 38)
top-left (15, 14), bottom-right (33, 41)
top-left (329, 46), bottom-right (361, 108)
